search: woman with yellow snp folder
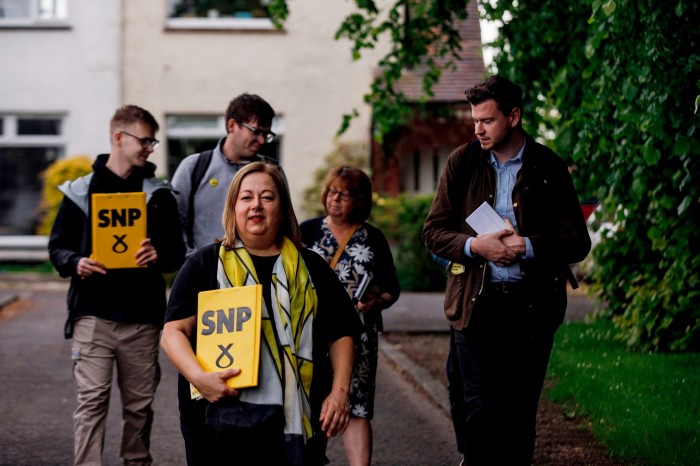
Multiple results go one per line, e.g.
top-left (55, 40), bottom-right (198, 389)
top-left (161, 162), bottom-right (362, 466)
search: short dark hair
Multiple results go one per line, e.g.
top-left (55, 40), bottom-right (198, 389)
top-left (110, 105), bottom-right (159, 134)
top-left (321, 166), bottom-right (373, 223)
top-left (464, 75), bottom-right (523, 118)
top-left (225, 93), bottom-right (275, 128)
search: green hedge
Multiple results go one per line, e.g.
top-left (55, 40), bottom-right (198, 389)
top-left (370, 193), bottom-right (446, 292)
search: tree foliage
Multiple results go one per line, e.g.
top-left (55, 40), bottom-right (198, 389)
top-left (485, 0), bottom-right (700, 352)
top-left (272, 0), bottom-right (700, 351)
top-left (270, 0), bottom-right (470, 138)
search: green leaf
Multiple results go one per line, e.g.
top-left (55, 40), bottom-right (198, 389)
top-left (336, 109), bottom-right (360, 137)
top-left (659, 196), bottom-right (675, 210)
top-left (648, 226), bottom-right (663, 242)
top-left (677, 196), bottom-right (692, 215)
top-left (674, 137), bottom-right (691, 156)
top-left (643, 146), bottom-right (661, 165)
top-left (602, 0), bottom-right (617, 16)
top-left (622, 81), bottom-right (638, 101)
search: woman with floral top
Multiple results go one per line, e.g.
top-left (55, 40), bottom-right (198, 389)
top-left (301, 165), bottom-right (400, 466)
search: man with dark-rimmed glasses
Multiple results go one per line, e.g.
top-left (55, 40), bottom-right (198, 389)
top-left (49, 105), bottom-right (185, 465)
top-left (171, 93), bottom-right (283, 256)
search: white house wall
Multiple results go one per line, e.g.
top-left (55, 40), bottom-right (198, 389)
top-left (0, 0), bottom-right (122, 157)
top-left (122, 0), bottom-right (387, 214)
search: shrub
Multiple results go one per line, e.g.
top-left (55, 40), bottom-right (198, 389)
top-left (37, 156), bottom-right (93, 235)
top-left (371, 193), bottom-right (446, 292)
top-left (300, 141), bottom-right (370, 219)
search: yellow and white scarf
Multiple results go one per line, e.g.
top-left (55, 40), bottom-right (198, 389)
top-left (217, 237), bottom-right (318, 442)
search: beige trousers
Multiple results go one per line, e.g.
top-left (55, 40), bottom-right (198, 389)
top-left (71, 316), bottom-right (161, 466)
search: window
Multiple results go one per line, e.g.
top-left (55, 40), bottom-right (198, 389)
top-left (0, 114), bottom-right (65, 235)
top-left (401, 147), bottom-right (450, 195)
top-left (0, 0), bottom-right (68, 26)
top-left (166, 0), bottom-right (275, 30)
top-left (17, 117), bottom-right (61, 135)
top-left (166, 114), bottom-right (283, 177)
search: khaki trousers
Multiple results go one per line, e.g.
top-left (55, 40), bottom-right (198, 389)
top-left (71, 316), bottom-right (161, 466)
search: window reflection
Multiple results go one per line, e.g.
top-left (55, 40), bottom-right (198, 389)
top-left (0, 0), bottom-right (67, 20)
top-left (167, 0), bottom-right (271, 19)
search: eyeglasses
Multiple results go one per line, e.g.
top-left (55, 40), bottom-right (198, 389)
top-left (239, 122), bottom-right (276, 144)
top-left (328, 188), bottom-right (353, 201)
top-left (120, 130), bottom-right (160, 150)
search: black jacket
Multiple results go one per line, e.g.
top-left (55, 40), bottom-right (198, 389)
top-left (49, 154), bottom-right (185, 333)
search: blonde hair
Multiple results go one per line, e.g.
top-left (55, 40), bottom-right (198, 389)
top-left (221, 162), bottom-right (301, 249)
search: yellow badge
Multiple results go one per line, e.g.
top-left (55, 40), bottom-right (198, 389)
top-left (450, 263), bottom-right (465, 274)
top-left (209, 178), bottom-right (218, 187)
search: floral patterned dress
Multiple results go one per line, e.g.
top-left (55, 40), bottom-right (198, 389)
top-left (301, 216), bottom-right (399, 420)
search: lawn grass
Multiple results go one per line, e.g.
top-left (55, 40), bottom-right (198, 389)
top-left (0, 261), bottom-right (56, 274)
top-left (546, 320), bottom-right (700, 465)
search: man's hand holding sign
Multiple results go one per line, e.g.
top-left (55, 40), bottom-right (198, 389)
top-left (77, 237), bottom-right (157, 277)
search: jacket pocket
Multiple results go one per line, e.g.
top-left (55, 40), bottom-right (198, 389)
top-left (444, 272), bottom-right (465, 321)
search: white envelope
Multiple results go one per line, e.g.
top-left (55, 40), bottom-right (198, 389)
top-left (465, 201), bottom-right (506, 234)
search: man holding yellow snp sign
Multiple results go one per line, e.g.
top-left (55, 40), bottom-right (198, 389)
top-left (48, 105), bottom-right (185, 466)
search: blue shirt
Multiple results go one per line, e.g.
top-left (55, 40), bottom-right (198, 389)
top-left (464, 143), bottom-right (534, 282)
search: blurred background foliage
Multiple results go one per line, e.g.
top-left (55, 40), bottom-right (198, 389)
top-left (274, 0), bottom-right (700, 352)
top-left (370, 193), bottom-right (447, 291)
top-left (483, 0), bottom-right (700, 352)
top-left (38, 156), bottom-right (93, 236)
top-left (300, 142), bottom-right (370, 219)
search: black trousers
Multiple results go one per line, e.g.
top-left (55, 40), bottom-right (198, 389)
top-left (450, 287), bottom-right (558, 466)
top-left (447, 327), bottom-right (467, 455)
top-left (179, 401), bottom-right (329, 466)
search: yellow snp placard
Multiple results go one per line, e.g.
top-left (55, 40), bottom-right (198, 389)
top-left (191, 284), bottom-right (263, 400)
top-left (90, 192), bottom-right (147, 269)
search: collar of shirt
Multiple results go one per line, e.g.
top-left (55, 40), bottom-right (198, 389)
top-left (489, 140), bottom-right (526, 169)
top-left (216, 137), bottom-right (257, 168)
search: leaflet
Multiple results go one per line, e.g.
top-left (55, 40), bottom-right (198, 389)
top-left (465, 201), bottom-right (506, 235)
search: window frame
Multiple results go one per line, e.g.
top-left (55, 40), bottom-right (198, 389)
top-left (0, 112), bottom-right (66, 235)
top-left (0, 113), bottom-right (66, 146)
top-left (165, 0), bottom-right (277, 31)
top-left (0, 0), bottom-right (70, 29)
top-left (165, 113), bottom-right (284, 176)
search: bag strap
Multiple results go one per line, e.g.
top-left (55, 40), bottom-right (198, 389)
top-left (186, 149), bottom-right (214, 249)
top-left (330, 224), bottom-right (360, 269)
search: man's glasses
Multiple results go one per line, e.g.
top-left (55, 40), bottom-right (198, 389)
top-left (120, 131), bottom-right (160, 150)
top-left (239, 122), bottom-right (276, 144)
top-left (328, 188), bottom-right (353, 201)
